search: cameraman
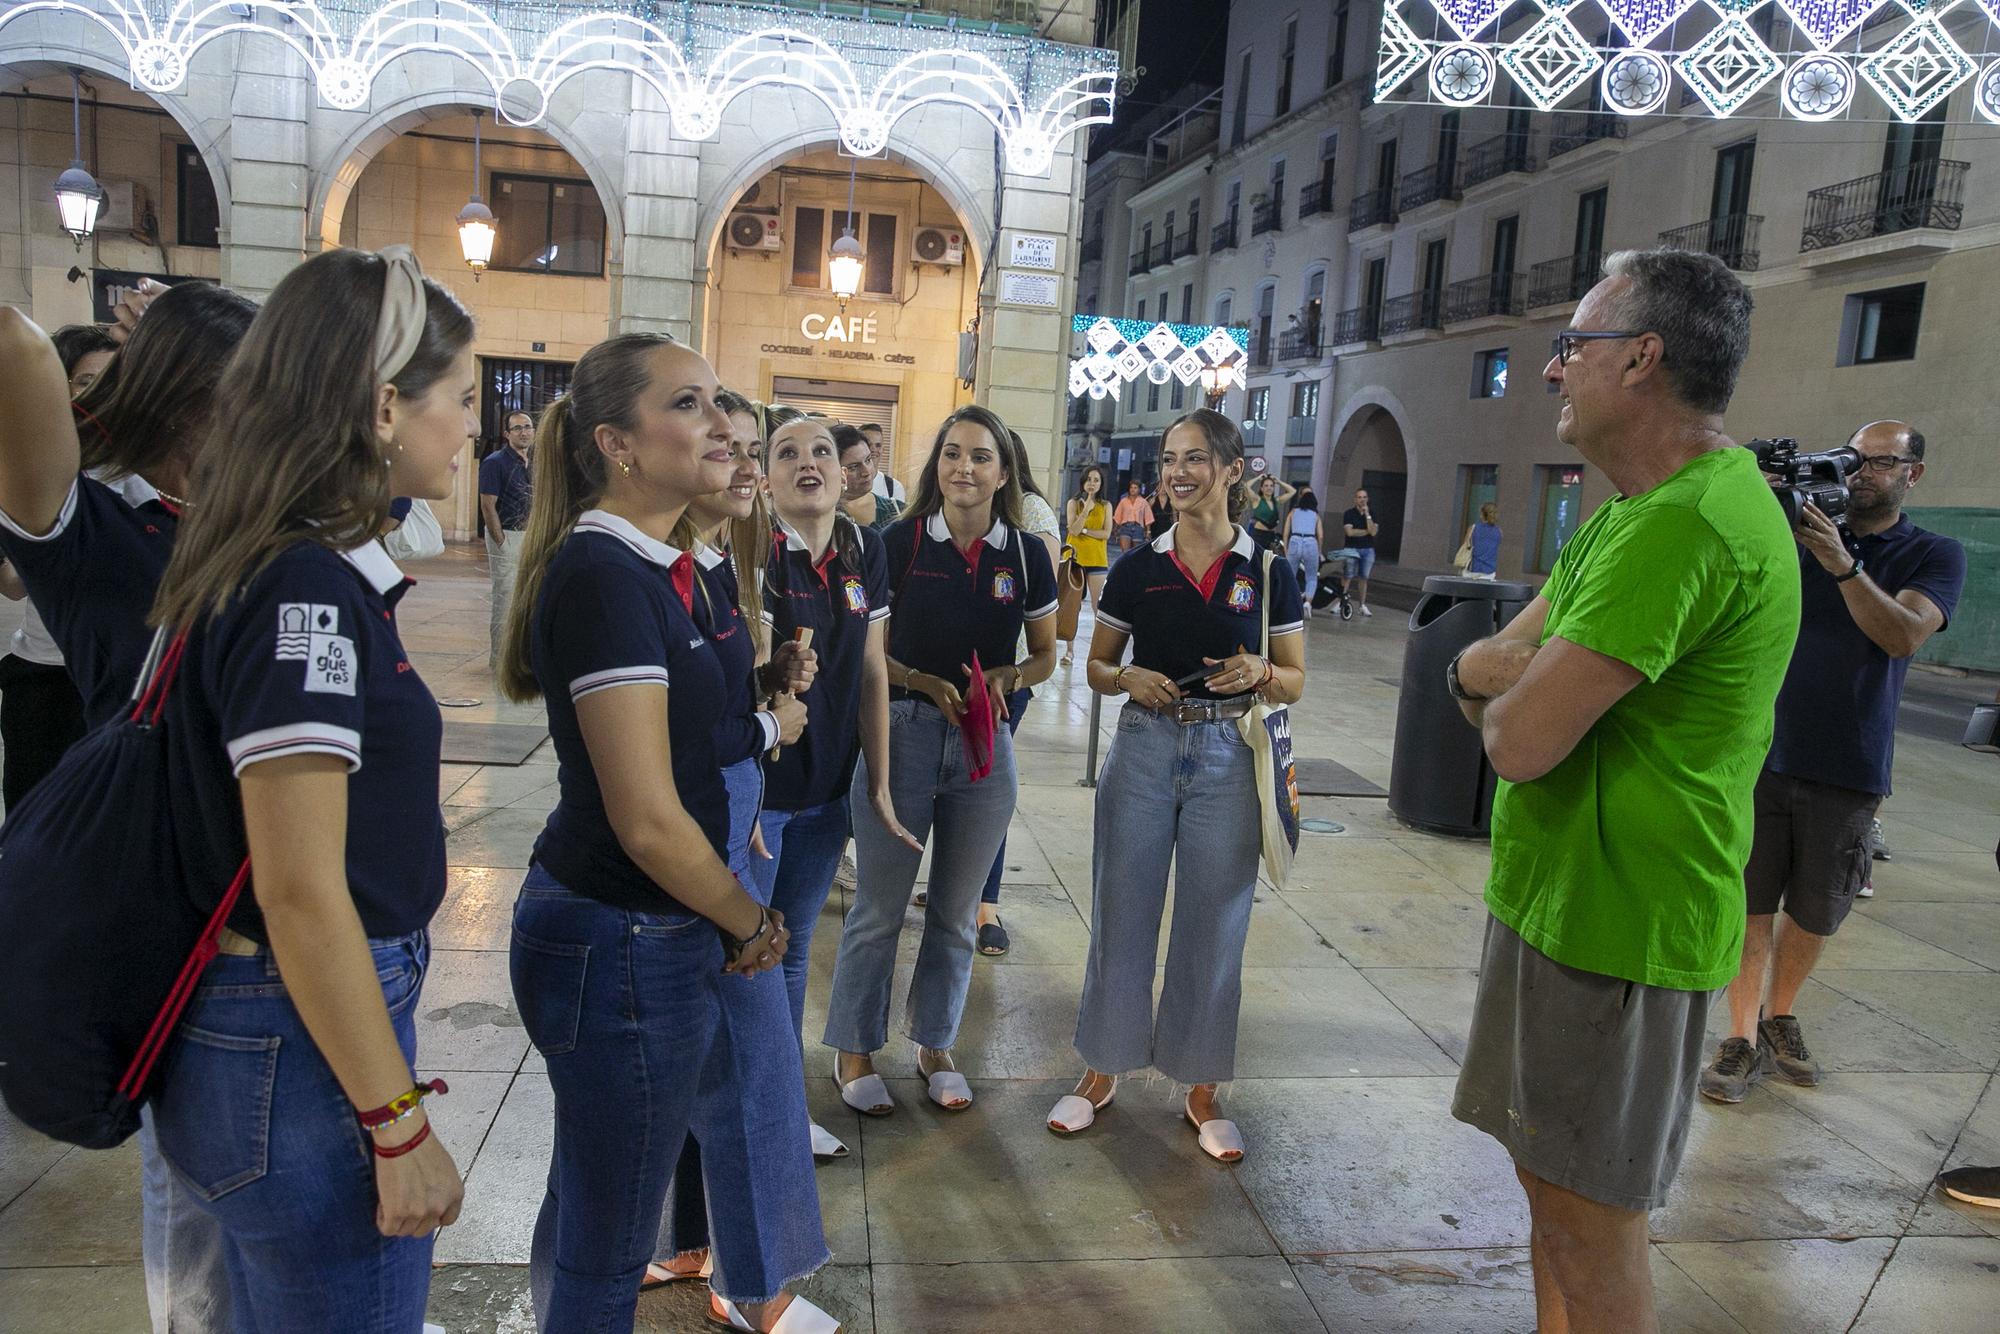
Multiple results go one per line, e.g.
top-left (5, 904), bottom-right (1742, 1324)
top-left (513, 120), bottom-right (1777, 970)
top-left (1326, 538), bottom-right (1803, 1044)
top-left (1701, 420), bottom-right (1966, 1104)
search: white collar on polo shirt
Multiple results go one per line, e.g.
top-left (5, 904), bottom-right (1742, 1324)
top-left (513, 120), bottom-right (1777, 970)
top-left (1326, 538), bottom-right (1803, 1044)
top-left (1150, 523), bottom-right (1256, 561)
top-left (693, 541), bottom-right (726, 570)
top-left (93, 469), bottom-right (162, 509)
top-left (575, 509), bottom-right (686, 568)
top-left (924, 510), bottom-right (1009, 550)
top-left (777, 513), bottom-right (866, 557)
top-left (339, 539), bottom-right (406, 595)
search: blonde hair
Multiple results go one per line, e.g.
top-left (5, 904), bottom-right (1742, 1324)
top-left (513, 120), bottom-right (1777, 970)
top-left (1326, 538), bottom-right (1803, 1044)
top-left (1479, 501), bottom-right (1498, 524)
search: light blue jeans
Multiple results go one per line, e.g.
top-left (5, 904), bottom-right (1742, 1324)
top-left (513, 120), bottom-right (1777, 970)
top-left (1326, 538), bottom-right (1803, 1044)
top-left (140, 1114), bottom-right (232, 1333)
top-left (1074, 704), bottom-right (1262, 1085)
top-left (1285, 535), bottom-right (1321, 601)
top-left (823, 699), bottom-right (1018, 1054)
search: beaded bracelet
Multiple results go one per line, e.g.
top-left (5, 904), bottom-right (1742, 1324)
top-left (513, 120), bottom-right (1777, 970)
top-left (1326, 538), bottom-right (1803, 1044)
top-left (371, 1120), bottom-right (431, 1159)
top-left (356, 1078), bottom-right (449, 1131)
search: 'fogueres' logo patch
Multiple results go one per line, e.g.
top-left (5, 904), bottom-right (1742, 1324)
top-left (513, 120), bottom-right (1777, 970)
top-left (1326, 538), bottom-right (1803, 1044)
top-left (1227, 576), bottom-right (1257, 612)
top-left (843, 577), bottom-right (869, 615)
top-left (991, 569), bottom-right (1017, 604)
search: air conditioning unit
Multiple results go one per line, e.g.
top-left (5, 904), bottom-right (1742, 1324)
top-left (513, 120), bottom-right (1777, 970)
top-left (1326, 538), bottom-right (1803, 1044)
top-left (96, 180), bottom-right (146, 233)
top-left (726, 212), bottom-right (781, 251)
top-left (912, 226), bottom-right (965, 266)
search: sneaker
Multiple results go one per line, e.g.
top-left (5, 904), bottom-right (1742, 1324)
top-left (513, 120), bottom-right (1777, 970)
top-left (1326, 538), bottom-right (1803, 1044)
top-left (1758, 1015), bottom-right (1822, 1087)
top-left (1858, 879), bottom-right (1875, 899)
top-left (1869, 817), bottom-right (1891, 862)
top-left (1939, 1164), bottom-right (2000, 1209)
top-left (1699, 1036), bottom-right (1763, 1103)
top-left (1360, 604), bottom-right (1373, 617)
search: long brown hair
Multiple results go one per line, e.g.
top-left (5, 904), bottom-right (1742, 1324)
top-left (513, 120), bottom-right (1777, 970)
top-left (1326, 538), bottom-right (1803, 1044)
top-left (76, 280), bottom-right (257, 480)
top-left (498, 333), bottom-right (677, 701)
top-left (151, 251), bottom-right (472, 628)
top-left (1160, 408), bottom-right (1252, 523)
top-left (903, 405), bottom-right (1024, 530)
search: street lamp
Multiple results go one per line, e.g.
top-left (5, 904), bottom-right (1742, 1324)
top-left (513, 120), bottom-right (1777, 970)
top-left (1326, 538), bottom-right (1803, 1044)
top-left (828, 155), bottom-right (862, 309)
top-left (1199, 364), bottom-right (1229, 409)
top-left (456, 110), bottom-right (496, 278)
top-left (53, 71), bottom-right (102, 250)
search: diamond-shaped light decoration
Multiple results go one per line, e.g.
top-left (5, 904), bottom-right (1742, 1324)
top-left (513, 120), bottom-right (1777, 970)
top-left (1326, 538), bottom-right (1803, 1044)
top-left (1085, 318), bottom-right (1122, 354)
top-left (1858, 16), bottom-right (1976, 121)
top-left (1083, 350), bottom-right (1116, 381)
top-left (1068, 362), bottom-right (1091, 397)
top-left (1775, 0), bottom-right (1887, 51)
top-left (1171, 350), bottom-right (1205, 385)
top-left (1596, 0), bottom-right (1700, 47)
top-left (1976, 61), bottom-right (2000, 125)
top-left (1198, 328), bottom-right (1240, 363)
top-left (1113, 346), bottom-right (1147, 380)
top-left (1434, 0), bottom-right (1516, 40)
top-left (1142, 323), bottom-right (1181, 358)
top-left (1376, 5), bottom-right (1432, 102)
top-left (1673, 16), bottom-right (1783, 117)
top-left (1499, 12), bottom-right (1604, 111)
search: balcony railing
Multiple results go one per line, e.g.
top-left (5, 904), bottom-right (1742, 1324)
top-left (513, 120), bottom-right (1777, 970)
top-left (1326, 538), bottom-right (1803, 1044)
top-left (1800, 160), bottom-right (1968, 252)
top-left (1330, 305), bottom-right (1380, 346)
top-left (1243, 421), bottom-right (1267, 450)
top-left (1079, 235), bottom-right (1102, 263)
top-left (1251, 195), bottom-right (1284, 236)
top-left (1173, 232), bottom-right (1199, 260)
top-left (1378, 290), bottom-right (1444, 337)
top-left (1154, 238), bottom-right (1176, 267)
top-left (1547, 112), bottom-right (1627, 160)
top-left (1658, 213), bottom-right (1764, 271)
top-left (1211, 216), bottom-right (1240, 251)
top-left (1285, 416), bottom-right (1317, 447)
top-left (1527, 250), bottom-right (1605, 308)
top-left (1249, 335), bottom-right (1273, 371)
top-left (1348, 185), bottom-right (1397, 233)
top-left (1277, 327), bottom-right (1322, 360)
top-left (1299, 175), bottom-right (1334, 219)
top-left (1127, 250), bottom-right (1151, 277)
top-left (1443, 271), bottom-right (1524, 323)
top-left (1397, 161), bottom-right (1460, 213)
top-left (1462, 132), bottom-right (1537, 189)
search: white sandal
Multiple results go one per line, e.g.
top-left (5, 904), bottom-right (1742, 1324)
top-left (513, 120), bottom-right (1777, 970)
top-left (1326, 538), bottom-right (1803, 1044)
top-left (1185, 1095), bottom-right (1244, 1163)
top-left (1047, 1081), bottom-right (1116, 1135)
top-left (809, 1121), bottom-right (849, 1160)
top-left (709, 1293), bottom-right (842, 1333)
top-left (924, 1069), bottom-right (973, 1110)
top-left (833, 1070), bottom-right (894, 1117)
top-left (642, 1249), bottom-right (713, 1290)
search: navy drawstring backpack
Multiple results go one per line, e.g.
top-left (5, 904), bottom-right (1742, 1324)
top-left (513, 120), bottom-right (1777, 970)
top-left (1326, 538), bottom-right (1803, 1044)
top-left (0, 627), bottom-right (249, 1148)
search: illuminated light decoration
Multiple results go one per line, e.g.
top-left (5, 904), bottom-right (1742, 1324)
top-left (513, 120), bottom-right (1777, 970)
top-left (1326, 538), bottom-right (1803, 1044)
top-left (1430, 44), bottom-right (1497, 105)
top-left (1857, 15), bottom-right (1977, 120)
top-left (1673, 16), bottom-right (1782, 117)
top-left (1497, 12), bottom-right (1603, 111)
top-left (1376, 5), bottom-right (1432, 103)
top-left (53, 71), bottom-right (101, 249)
top-left (1432, 0), bottom-right (1515, 40)
top-left (456, 109), bottom-right (495, 277)
top-left (1784, 53), bottom-right (1857, 119)
top-left (1602, 51), bottom-right (1671, 114)
top-left (1977, 61), bottom-right (2000, 123)
top-left (0, 2), bottom-right (1117, 180)
top-left (1067, 317), bottom-right (1250, 401)
top-left (1775, 0), bottom-right (1888, 50)
top-left (1597, 0), bottom-right (1701, 46)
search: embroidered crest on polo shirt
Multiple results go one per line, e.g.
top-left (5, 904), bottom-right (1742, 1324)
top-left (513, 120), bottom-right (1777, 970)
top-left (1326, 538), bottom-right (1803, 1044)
top-left (991, 569), bottom-right (1017, 604)
top-left (277, 603), bottom-right (357, 695)
top-left (1228, 576), bottom-right (1257, 612)
top-left (843, 576), bottom-right (869, 616)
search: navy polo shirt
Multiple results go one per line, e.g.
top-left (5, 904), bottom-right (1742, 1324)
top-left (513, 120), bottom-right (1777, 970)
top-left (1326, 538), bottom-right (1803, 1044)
top-left (762, 518), bottom-right (889, 812)
top-left (1341, 508), bottom-right (1374, 550)
top-left (694, 543), bottom-right (778, 768)
top-left (0, 472), bottom-right (180, 727)
top-left (880, 511), bottom-right (1057, 695)
top-left (1766, 517), bottom-right (1966, 796)
top-left (1098, 524), bottom-right (1304, 698)
top-left (478, 447), bottom-right (533, 531)
top-left (531, 511), bottom-right (729, 911)
top-left (165, 539), bottom-right (445, 942)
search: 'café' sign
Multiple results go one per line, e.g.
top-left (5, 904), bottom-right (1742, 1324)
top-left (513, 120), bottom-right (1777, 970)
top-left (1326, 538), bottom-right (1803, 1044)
top-left (801, 313), bottom-right (878, 344)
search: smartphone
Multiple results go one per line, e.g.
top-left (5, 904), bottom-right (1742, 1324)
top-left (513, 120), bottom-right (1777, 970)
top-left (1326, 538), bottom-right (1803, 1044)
top-left (1173, 667), bottom-right (1212, 688)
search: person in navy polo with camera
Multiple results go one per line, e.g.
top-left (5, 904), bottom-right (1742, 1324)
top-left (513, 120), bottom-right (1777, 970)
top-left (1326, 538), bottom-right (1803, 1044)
top-left (821, 404), bottom-right (1056, 1121)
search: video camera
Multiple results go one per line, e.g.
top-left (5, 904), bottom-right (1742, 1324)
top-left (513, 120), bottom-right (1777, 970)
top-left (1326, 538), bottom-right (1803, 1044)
top-left (1748, 438), bottom-right (1863, 556)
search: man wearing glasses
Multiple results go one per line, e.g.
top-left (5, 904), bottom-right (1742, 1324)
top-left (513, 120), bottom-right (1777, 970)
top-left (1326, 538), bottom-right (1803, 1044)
top-left (1445, 249), bottom-right (1799, 1332)
top-left (1702, 420), bottom-right (1964, 1105)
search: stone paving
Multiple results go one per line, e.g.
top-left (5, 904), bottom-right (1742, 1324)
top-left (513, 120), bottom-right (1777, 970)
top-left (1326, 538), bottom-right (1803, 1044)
top-left (3, 545), bottom-right (1998, 1332)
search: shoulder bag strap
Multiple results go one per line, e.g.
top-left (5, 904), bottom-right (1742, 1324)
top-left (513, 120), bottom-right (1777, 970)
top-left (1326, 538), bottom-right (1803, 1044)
top-left (1259, 548), bottom-right (1273, 664)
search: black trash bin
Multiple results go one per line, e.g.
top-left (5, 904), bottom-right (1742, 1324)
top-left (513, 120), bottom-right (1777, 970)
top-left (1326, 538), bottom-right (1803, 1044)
top-left (1388, 576), bottom-right (1535, 838)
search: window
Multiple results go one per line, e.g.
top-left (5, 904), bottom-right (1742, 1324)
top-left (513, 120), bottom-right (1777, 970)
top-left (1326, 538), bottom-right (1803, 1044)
top-left (1215, 294), bottom-right (1233, 327)
top-left (790, 207), bottom-right (897, 295)
top-left (1376, 139), bottom-right (1399, 189)
top-left (492, 173), bottom-right (607, 276)
top-left (1255, 284), bottom-right (1276, 363)
top-left (1232, 49), bottom-right (1252, 146)
top-left (1141, 222), bottom-right (1153, 261)
top-left (1328, 1), bottom-right (1349, 90)
top-left (862, 213), bottom-right (898, 295)
top-left (1163, 209), bottom-right (1175, 255)
top-left (1270, 158), bottom-right (1287, 209)
top-left (1474, 348), bottom-right (1509, 399)
top-left (1136, 298), bottom-right (1148, 322)
top-left (1491, 214), bottom-right (1519, 274)
top-left (1533, 465), bottom-right (1587, 574)
top-left (1711, 139), bottom-right (1755, 221)
top-left (1363, 257), bottom-right (1387, 326)
top-left (1188, 197), bottom-right (1201, 241)
top-left (176, 144), bottom-right (219, 248)
top-left (1839, 284), bottom-right (1924, 366)
top-left (1171, 381), bottom-right (1186, 411)
top-left (1158, 290), bottom-right (1169, 327)
top-left (790, 206), bottom-right (826, 287)
top-left (1247, 388), bottom-right (1270, 422)
top-left (1291, 381), bottom-right (1319, 418)
top-left (1226, 179), bottom-right (1242, 226)
top-left (1302, 268), bottom-right (1325, 343)
top-left (1457, 465), bottom-right (1500, 548)
top-left (1277, 18), bottom-right (1297, 117)
top-left (1574, 187), bottom-right (1608, 258)
top-left (1148, 377), bottom-right (1161, 413)
top-left (1180, 284), bottom-right (1194, 323)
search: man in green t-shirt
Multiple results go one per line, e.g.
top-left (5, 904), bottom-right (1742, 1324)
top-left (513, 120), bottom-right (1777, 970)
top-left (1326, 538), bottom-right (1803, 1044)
top-left (1444, 249), bottom-right (1800, 1333)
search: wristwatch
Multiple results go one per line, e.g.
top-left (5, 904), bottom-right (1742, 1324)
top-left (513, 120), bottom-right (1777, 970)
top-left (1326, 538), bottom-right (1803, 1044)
top-left (1835, 557), bottom-right (1866, 583)
top-left (1445, 647), bottom-right (1481, 702)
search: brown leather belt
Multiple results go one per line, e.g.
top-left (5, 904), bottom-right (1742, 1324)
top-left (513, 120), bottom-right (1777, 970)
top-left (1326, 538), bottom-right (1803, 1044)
top-left (1172, 694), bottom-right (1256, 725)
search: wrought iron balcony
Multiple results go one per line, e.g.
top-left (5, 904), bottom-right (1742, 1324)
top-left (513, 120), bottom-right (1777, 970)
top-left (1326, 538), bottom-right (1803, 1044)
top-left (1462, 132), bottom-right (1537, 189)
top-left (1248, 333), bottom-right (1273, 371)
top-left (1127, 249), bottom-right (1151, 277)
top-left (1153, 238), bottom-right (1175, 267)
top-left (1443, 271), bottom-right (1524, 323)
top-left (1250, 195), bottom-right (1283, 236)
top-left (1285, 416), bottom-right (1317, 447)
top-left (1277, 327), bottom-right (1322, 361)
top-left (1547, 112), bottom-right (1627, 160)
top-left (1397, 161), bottom-right (1459, 213)
top-left (1173, 231), bottom-right (1199, 260)
top-left (1347, 185), bottom-right (1397, 233)
top-left (1330, 305), bottom-right (1380, 346)
top-left (1800, 160), bottom-right (1968, 252)
top-left (1527, 250), bottom-right (1605, 308)
top-left (1243, 421), bottom-right (1267, 450)
top-left (1298, 175), bottom-right (1334, 219)
top-left (1378, 290), bottom-right (1444, 337)
top-left (1079, 235), bottom-right (1102, 263)
top-left (1211, 216), bottom-right (1239, 251)
top-left (1658, 213), bottom-right (1764, 271)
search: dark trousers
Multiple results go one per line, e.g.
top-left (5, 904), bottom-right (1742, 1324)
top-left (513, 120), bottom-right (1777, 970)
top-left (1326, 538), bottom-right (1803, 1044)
top-left (0, 655), bottom-right (86, 812)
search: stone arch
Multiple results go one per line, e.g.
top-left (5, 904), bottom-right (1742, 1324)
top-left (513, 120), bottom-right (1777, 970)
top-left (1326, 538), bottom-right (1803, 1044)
top-left (1325, 387), bottom-right (1417, 562)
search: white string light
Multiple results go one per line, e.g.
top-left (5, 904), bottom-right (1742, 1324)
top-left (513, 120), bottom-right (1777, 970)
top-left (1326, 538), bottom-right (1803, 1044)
top-left (0, 1), bottom-right (1117, 177)
top-left (1068, 317), bottom-right (1249, 401)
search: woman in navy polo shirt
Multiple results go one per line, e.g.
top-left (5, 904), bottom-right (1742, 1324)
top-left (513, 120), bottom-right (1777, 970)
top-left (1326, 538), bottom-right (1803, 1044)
top-left (137, 248), bottom-right (474, 1329)
top-left (1049, 408), bottom-right (1306, 1163)
top-left (497, 334), bottom-right (840, 1334)
top-left (822, 405), bottom-right (1057, 1118)
top-left (756, 414), bottom-right (911, 1159)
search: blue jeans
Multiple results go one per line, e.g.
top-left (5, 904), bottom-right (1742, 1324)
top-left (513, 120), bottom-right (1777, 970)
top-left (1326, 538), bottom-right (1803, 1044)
top-left (149, 933), bottom-right (433, 1334)
top-left (824, 700), bottom-right (1018, 1053)
top-left (980, 688), bottom-right (1032, 906)
top-left (1075, 705), bottom-right (1261, 1084)
top-left (1285, 536), bottom-right (1321, 599)
top-left (140, 1112), bottom-right (232, 1333)
top-left (513, 869), bottom-right (722, 1331)
top-left (751, 793), bottom-right (852, 1044)
top-left (660, 761), bottom-right (828, 1299)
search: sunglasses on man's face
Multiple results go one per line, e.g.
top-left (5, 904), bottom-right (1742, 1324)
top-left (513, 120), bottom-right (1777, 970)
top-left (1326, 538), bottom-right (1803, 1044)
top-left (1550, 330), bottom-right (1647, 366)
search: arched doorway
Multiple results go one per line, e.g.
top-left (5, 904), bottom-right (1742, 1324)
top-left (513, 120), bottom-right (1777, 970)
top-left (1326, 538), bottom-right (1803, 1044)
top-left (1330, 406), bottom-right (1410, 563)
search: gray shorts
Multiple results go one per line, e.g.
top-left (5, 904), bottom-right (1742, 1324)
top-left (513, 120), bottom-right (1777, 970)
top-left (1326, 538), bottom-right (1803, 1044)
top-left (1452, 915), bottom-right (1714, 1212)
top-left (1744, 768), bottom-right (1881, 936)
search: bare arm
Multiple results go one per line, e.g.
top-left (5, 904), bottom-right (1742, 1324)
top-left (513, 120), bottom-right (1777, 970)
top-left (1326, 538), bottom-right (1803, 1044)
top-left (1798, 505), bottom-right (1946, 659)
top-left (1479, 637), bottom-right (1645, 784)
top-left (860, 621), bottom-right (921, 850)
top-left (1018, 613), bottom-right (1057, 690)
top-left (0, 310), bottom-right (83, 534)
top-left (1454, 597), bottom-right (1551, 726)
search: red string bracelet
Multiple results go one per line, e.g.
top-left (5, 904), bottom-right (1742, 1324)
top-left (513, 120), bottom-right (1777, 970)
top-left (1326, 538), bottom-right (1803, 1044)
top-left (371, 1120), bottom-right (431, 1159)
top-left (356, 1078), bottom-right (449, 1131)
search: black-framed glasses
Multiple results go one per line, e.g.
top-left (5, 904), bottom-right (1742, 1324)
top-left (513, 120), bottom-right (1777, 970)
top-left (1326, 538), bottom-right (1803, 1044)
top-left (1551, 330), bottom-right (1648, 365)
top-left (1857, 454), bottom-right (1920, 474)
